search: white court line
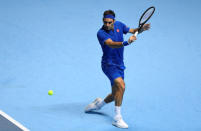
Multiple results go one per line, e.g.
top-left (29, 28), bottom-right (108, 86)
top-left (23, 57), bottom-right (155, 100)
top-left (0, 110), bottom-right (30, 131)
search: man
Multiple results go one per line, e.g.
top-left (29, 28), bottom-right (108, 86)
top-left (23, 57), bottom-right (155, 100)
top-left (85, 10), bottom-right (150, 128)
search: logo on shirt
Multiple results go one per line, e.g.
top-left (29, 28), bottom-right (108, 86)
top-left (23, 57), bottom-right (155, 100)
top-left (116, 29), bottom-right (120, 32)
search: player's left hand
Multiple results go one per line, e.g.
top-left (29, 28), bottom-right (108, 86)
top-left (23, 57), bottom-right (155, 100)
top-left (143, 23), bottom-right (150, 30)
top-left (139, 23), bottom-right (151, 33)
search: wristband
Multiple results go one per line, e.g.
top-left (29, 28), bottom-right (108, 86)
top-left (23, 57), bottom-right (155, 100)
top-left (122, 41), bottom-right (129, 46)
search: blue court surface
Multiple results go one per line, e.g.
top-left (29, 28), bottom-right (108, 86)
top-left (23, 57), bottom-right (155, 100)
top-left (0, 0), bottom-right (201, 131)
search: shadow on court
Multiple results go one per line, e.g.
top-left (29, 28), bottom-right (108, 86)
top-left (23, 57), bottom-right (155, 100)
top-left (33, 102), bottom-right (113, 123)
top-left (85, 110), bottom-right (113, 121)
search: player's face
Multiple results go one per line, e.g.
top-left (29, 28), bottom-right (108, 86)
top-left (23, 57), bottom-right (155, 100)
top-left (103, 18), bottom-right (114, 30)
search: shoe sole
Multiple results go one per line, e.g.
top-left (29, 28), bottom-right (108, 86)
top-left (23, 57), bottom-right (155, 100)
top-left (112, 122), bottom-right (128, 129)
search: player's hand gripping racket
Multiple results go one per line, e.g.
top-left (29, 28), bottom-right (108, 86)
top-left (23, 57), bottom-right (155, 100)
top-left (134, 6), bottom-right (155, 37)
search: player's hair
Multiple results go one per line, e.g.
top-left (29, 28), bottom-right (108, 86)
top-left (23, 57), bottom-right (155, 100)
top-left (103, 10), bottom-right (115, 18)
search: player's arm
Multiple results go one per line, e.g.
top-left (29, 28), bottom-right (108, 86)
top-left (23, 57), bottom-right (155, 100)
top-left (129, 28), bottom-right (139, 34)
top-left (104, 39), bottom-right (124, 48)
top-left (129, 24), bottom-right (151, 34)
top-left (104, 35), bottom-right (136, 48)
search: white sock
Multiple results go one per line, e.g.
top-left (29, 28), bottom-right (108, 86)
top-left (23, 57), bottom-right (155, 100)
top-left (115, 106), bottom-right (122, 118)
top-left (97, 100), bottom-right (106, 108)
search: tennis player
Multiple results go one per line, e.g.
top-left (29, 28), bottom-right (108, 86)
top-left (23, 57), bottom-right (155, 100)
top-left (85, 10), bottom-right (150, 128)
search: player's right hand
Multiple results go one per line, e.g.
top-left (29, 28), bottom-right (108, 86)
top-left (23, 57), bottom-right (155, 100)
top-left (128, 35), bottom-right (137, 44)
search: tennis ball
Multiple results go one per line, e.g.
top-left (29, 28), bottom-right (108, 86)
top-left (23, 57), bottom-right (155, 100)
top-left (48, 90), bottom-right (53, 95)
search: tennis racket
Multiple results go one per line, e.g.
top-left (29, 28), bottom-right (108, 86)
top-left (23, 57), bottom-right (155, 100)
top-left (134, 6), bottom-right (155, 37)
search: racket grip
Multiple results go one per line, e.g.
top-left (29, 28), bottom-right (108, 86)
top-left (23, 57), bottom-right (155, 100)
top-left (134, 31), bottom-right (138, 36)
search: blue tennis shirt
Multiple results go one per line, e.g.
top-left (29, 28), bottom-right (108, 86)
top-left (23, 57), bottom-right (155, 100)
top-left (97, 21), bottom-right (130, 69)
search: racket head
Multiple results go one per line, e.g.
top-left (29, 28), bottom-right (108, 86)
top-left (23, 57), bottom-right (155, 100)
top-left (139, 6), bottom-right (155, 27)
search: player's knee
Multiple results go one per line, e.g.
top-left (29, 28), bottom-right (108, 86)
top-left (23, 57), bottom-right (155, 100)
top-left (114, 80), bottom-right (125, 91)
top-left (121, 84), bottom-right (125, 92)
top-left (121, 81), bottom-right (125, 89)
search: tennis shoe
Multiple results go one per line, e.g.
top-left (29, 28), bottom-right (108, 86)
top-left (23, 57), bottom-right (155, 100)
top-left (112, 115), bottom-right (128, 128)
top-left (85, 98), bottom-right (102, 112)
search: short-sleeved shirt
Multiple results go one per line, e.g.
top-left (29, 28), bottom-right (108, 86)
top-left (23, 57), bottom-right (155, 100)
top-left (97, 21), bottom-right (130, 69)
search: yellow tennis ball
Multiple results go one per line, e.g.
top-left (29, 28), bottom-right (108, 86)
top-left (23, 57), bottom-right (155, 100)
top-left (48, 90), bottom-right (53, 95)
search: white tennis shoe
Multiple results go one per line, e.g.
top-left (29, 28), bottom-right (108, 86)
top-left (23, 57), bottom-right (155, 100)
top-left (112, 116), bottom-right (128, 129)
top-left (85, 98), bottom-right (102, 112)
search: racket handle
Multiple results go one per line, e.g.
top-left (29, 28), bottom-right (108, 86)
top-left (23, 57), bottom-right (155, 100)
top-left (134, 31), bottom-right (138, 36)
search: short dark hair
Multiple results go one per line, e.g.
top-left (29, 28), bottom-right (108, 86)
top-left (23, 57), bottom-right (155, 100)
top-left (103, 10), bottom-right (115, 18)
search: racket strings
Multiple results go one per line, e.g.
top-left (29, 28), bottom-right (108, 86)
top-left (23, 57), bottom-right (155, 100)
top-left (140, 8), bottom-right (155, 24)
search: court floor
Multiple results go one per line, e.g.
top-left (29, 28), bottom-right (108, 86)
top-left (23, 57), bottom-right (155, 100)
top-left (0, 0), bottom-right (201, 131)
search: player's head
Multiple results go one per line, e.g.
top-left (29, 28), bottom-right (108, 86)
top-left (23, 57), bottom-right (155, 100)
top-left (103, 10), bottom-right (115, 30)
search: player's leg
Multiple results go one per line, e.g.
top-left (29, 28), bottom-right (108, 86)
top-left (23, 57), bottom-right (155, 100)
top-left (85, 65), bottom-right (125, 114)
top-left (112, 77), bottom-right (128, 128)
top-left (104, 67), bottom-right (125, 104)
top-left (104, 93), bottom-right (114, 103)
top-left (112, 77), bottom-right (125, 106)
top-left (103, 79), bottom-right (124, 104)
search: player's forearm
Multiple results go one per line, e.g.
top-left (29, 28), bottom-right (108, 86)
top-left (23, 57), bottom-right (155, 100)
top-left (107, 41), bottom-right (124, 48)
top-left (105, 38), bottom-right (135, 48)
top-left (129, 28), bottom-right (139, 34)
